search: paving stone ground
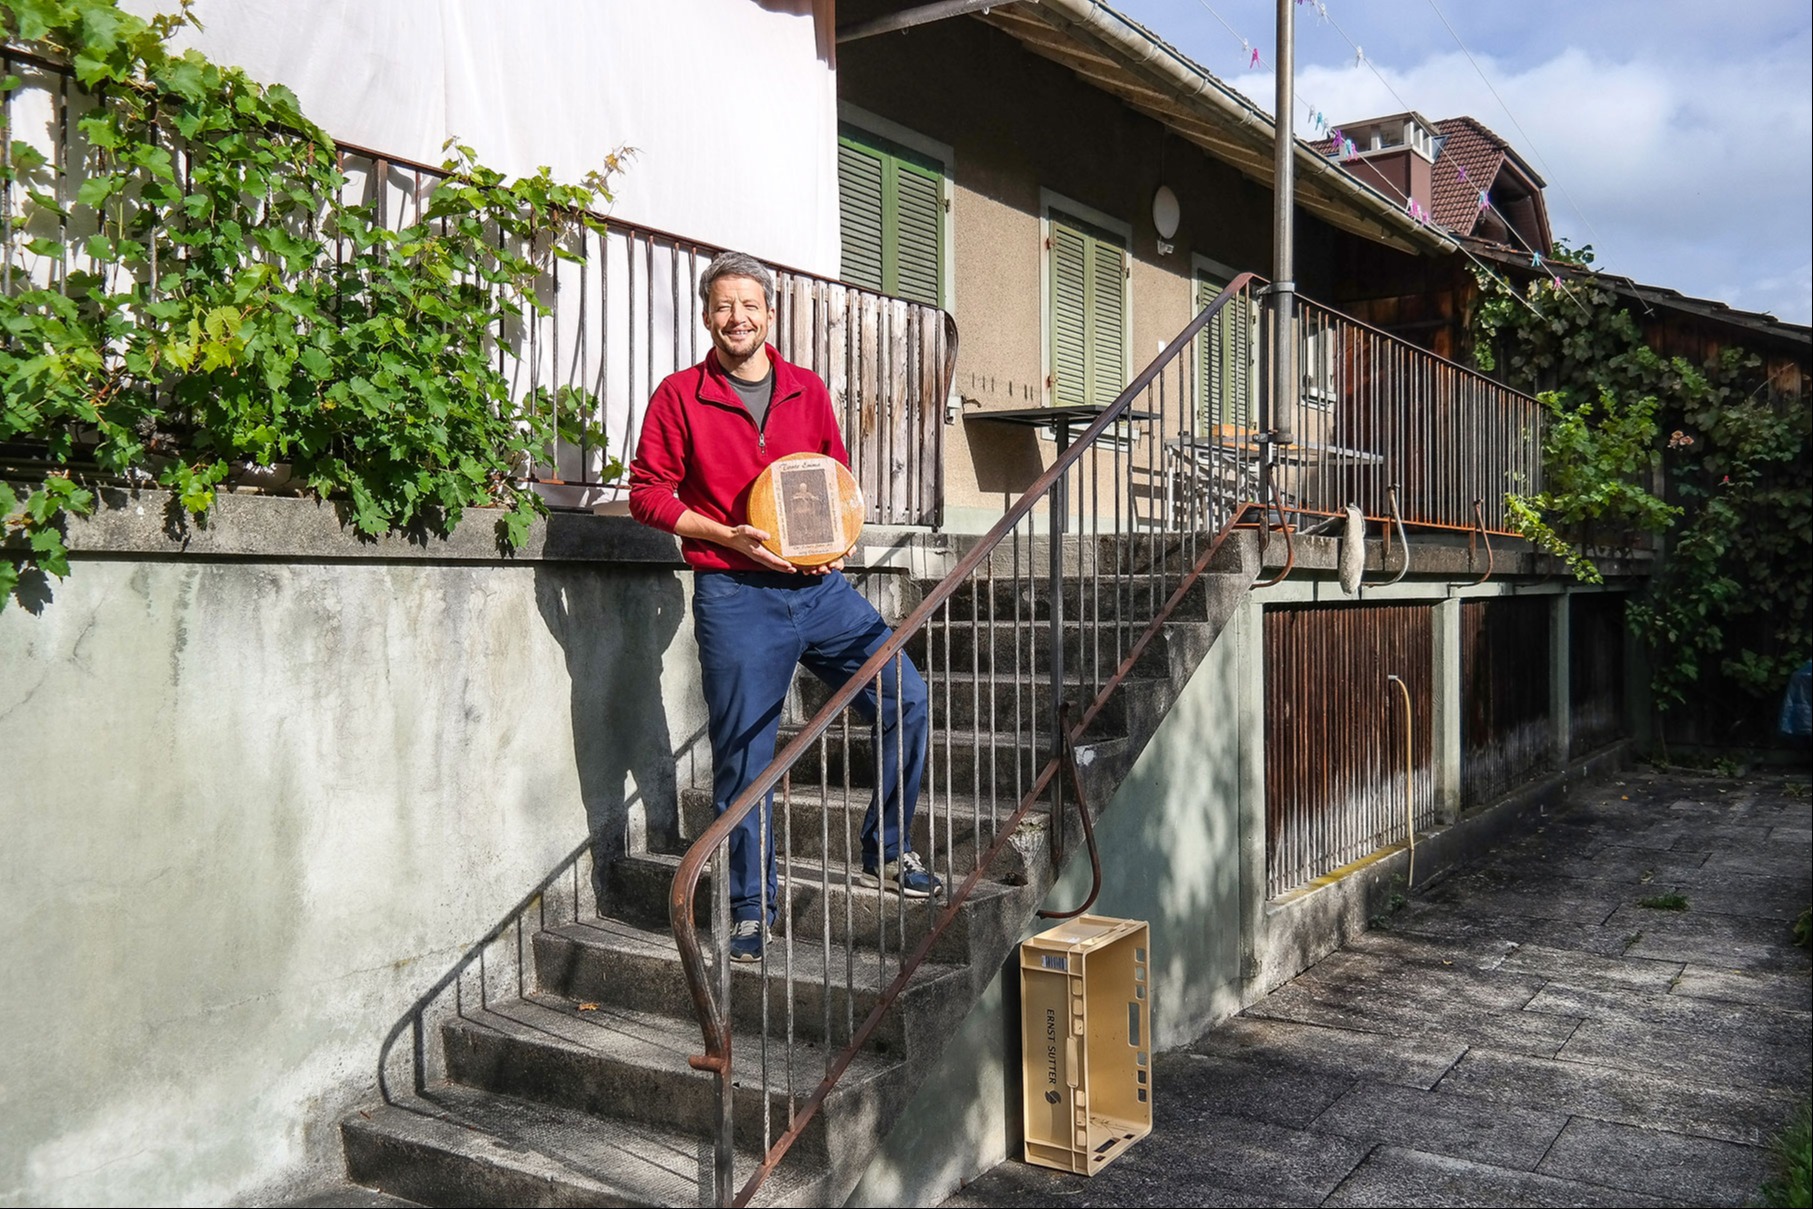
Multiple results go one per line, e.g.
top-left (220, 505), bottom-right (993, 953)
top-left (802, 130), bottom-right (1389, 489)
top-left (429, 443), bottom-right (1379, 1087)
top-left (940, 766), bottom-right (1813, 1209)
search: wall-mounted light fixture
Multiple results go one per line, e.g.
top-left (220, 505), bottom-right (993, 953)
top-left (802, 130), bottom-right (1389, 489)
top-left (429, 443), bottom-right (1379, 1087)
top-left (1152, 184), bottom-right (1180, 256)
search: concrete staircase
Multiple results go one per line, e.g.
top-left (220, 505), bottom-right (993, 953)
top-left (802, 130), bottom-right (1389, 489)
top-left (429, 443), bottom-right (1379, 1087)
top-left (331, 532), bottom-right (1259, 1207)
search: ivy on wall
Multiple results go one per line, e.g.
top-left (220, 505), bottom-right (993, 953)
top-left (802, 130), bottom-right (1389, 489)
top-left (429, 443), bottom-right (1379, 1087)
top-left (1, 0), bottom-right (625, 610)
top-left (1473, 271), bottom-right (1812, 726)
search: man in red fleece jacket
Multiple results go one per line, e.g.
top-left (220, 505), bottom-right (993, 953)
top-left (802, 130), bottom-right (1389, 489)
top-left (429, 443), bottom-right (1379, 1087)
top-left (628, 252), bottom-right (939, 963)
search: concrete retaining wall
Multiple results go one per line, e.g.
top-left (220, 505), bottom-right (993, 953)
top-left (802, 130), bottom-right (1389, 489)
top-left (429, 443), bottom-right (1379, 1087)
top-left (847, 547), bottom-right (1643, 1208)
top-left (0, 497), bottom-right (707, 1206)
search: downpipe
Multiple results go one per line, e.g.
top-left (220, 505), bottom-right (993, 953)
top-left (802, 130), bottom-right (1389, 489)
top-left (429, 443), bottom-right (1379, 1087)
top-left (1387, 672), bottom-right (1416, 888)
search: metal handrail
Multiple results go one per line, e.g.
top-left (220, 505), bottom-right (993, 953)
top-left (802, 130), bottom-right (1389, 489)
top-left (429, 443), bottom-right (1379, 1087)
top-left (1, 50), bottom-right (953, 527)
top-left (670, 274), bottom-right (1267, 1206)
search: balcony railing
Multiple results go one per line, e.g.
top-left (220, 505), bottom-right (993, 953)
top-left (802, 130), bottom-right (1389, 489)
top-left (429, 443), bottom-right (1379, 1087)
top-left (1167, 287), bottom-right (1545, 538)
top-left (0, 48), bottom-right (954, 528)
top-left (670, 272), bottom-right (1550, 1203)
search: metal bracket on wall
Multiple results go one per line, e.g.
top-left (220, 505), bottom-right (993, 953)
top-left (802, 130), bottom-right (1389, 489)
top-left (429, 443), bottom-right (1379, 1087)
top-left (1467, 498), bottom-right (1495, 587)
top-left (1038, 701), bottom-right (1102, 921)
top-left (1253, 481), bottom-right (1298, 590)
top-left (1366, 484), bottom-right (1411, 587)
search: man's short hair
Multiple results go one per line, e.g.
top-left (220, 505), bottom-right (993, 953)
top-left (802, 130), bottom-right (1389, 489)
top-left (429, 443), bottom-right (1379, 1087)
top-left (698, 251), bottom-right (776, 310)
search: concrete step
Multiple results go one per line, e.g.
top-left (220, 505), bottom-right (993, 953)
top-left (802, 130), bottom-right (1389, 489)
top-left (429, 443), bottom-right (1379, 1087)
top-left (671, 786), bottom-right (1052, 886)
top-left (903, 619), bottom-right (1175, 680)
top-left (342, 1082), bottom-right (830, 1208)
top-left (777, 724), bottom-right (1130, 801)
top-left (936, 565), bottom-right (1238, 623)
top-left (611, 850), bottom-right (1038, 968)
top-left (795, 667), bottom-right (1154, 734)
top-left (532, 915), bottom-right (972, 1057)
top-left (439, 995), bottom-right (897, 1167)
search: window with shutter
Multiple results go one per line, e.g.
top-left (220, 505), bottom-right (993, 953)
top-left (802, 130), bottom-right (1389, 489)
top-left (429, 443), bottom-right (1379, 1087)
top-left (837, 125), bottom-right (946, 307)
top-left (1196, 271), bottom-right (1254, 431)
top-left (1047, 210), bottom-right (1128, 408)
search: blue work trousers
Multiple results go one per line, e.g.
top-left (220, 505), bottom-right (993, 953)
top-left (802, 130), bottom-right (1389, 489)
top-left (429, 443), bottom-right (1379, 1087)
top-left (692, 570), bottom-right (929, 924)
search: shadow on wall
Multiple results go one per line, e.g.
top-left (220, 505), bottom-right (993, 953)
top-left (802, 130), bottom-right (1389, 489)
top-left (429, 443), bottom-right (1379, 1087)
top-left (373, 559), bottom-right (695, 1103)
top-left (533, 561), bottom-right (685, 911)
top-left (964, 416), bottom-right (1047, 504)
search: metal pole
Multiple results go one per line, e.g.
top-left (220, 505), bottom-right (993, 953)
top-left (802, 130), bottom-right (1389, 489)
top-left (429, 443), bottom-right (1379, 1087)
top-left (1048, 427), bottom-right (1069, 849)
top-left (1269, 0), bottom-right (1297, 452)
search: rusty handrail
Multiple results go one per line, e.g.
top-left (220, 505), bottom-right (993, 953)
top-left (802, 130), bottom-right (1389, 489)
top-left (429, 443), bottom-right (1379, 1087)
top-left (670, 274), bottom-right (1265, 1205)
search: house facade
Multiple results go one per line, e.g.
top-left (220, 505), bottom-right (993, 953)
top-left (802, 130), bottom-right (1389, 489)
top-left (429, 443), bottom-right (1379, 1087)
top-left (2, 3), bottom-right (1657, 1206)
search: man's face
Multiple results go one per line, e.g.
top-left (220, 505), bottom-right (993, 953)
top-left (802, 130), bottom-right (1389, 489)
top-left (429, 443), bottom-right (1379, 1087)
top-left (704, 274), bottom-right (772, 366)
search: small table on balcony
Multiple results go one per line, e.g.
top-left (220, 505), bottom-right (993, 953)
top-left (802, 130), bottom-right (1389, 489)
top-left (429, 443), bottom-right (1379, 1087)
top-left (965, 403), bottom-right (1161, 456)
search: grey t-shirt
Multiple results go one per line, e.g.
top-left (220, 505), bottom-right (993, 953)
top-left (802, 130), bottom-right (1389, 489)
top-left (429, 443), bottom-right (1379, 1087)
top-left (728, 367), bottom-right (774, 433)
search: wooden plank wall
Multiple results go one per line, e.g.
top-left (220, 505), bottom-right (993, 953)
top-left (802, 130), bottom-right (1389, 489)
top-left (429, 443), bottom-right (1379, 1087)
top-left (775, 273), bottom-right (951, 528)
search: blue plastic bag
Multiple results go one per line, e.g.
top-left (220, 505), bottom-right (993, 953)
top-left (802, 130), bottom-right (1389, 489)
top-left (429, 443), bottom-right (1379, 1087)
top-left (1779, 660), bottom-right (1813, 739)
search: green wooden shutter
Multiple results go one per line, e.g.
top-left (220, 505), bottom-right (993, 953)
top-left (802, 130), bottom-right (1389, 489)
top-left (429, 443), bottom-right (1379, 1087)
top-left (838, 138), bottom-right (886, 294)
top-left (1048, 211), bottom-right (1127, 407)
top-left (892, 161), bottom-right (943, 307)
top-left (838, 126), bottom-right (945, 307)
top-left (1049, 220), bottom-right (1090, 407)
top-left (1089, 234), bottom-right (1127, 406)
top-left (1197, 273), bottom-right (1252, 429)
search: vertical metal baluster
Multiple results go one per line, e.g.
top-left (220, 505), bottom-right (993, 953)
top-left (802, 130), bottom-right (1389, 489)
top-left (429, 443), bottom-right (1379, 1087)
top-left (840, 708), bottom-right (854, 1044)
top-left (1114, 384), bottom-right (1125, 676)
top-left (870, 676), bottom-right (886, 980)
top-left (53, 69), bottom-right (68, 294)
top-left (937, 592), bottom-right (952, 891)
top-left (980, 557), bottom-right (992, 858)
top-left (2, 52), bottom-right (13, 297)
top-left (714, 838), bottom-right (733, 1203)
top-left (781, 772), bottom-right (796, 1125)
top-left (1013, 529), bottom-right (1025, 811)
top-left (758, 776), bottom-right (772, 1156)
top-left (818, 729), bottom-right (831, 1065)
top-left (893, 652), bottom-right (907, 958)
top-left (645, 235), bottom-right (654, 446)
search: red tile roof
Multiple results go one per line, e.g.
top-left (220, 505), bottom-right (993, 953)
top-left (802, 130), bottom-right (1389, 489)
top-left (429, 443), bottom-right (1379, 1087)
top-left (1429, 117), bottom-right (1511, 236)
top-left (1313, 116), bottom-right (1546, 243)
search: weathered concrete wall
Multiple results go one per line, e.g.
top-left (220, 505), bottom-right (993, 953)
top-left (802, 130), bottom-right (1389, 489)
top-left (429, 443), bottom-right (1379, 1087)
top-left (849, 603), bottom-right (1258, 1206)
top-left (849, 545), bottom-right (1645, 1206)
top-left (0, 499), bottom-right (706, 1206)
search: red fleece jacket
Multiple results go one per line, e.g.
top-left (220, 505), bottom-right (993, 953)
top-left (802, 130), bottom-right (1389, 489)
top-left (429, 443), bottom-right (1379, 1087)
top-left (627, 345), bottom-right (851, 572)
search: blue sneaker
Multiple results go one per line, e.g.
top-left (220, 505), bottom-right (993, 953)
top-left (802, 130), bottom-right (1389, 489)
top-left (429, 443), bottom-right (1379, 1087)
top-left (729, 918), bottom-right (768, 963)
top-left (862, 850), bottom-right (942, 899)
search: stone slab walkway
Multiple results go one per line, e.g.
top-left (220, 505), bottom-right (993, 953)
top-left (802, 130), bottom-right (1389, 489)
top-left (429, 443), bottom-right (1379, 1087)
top-left (941, 767), bottom-right (1813, 1208)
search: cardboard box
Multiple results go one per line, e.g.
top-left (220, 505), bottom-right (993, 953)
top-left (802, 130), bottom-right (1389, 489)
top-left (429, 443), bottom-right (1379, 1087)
top-left (1019, 915), bottom-right (1152, 1175)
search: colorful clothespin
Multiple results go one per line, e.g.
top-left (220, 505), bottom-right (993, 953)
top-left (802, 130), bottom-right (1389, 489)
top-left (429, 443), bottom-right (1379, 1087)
top-left (1250, 45), bottom-right (1262, 69)
top-left (1552, 273), bottom-right (1563, 289)
top-left (1354, 46), bottom-right (1365, 67)
top-left (1458, 165), bottom-right (1468, 182)
top-left (1477, 189), bottom-right (1489, 211)
top-left (1531, 251), bottom-right (1543, 268)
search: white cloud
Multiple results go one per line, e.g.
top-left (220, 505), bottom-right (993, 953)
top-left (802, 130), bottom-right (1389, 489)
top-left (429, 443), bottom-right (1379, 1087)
top-left (1226, 35), bottom-right (1813, 323)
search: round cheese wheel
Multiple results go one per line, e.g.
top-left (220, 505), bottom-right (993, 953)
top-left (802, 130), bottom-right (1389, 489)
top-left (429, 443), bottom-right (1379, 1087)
top-left (746, 452), bottom-right (865, 568)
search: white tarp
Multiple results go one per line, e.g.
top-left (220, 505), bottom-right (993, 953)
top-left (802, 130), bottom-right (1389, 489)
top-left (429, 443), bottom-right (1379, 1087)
top-left (151, 0), bottom-right (840, 276)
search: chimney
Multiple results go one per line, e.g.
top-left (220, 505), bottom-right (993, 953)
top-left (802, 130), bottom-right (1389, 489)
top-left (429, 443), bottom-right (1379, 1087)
top-left (1331, 112), bottom-right (1437, 218)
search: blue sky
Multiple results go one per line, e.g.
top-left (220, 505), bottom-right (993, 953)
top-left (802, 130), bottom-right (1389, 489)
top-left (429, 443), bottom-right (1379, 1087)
top-left (1109, 0), bottom-right (1813, 325)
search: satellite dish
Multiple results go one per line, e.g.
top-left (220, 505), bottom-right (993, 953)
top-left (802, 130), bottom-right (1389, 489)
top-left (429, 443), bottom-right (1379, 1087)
top-left (1151, 185), bottom-right (1181, 240)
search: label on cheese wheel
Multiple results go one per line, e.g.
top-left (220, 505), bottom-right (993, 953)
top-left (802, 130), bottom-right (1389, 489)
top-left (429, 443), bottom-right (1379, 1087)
top-left (748, 453), bottom-right (865, 567)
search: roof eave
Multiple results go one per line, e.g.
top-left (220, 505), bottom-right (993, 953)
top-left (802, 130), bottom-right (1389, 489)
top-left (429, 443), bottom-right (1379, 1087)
top-left (979, 0), bottom-right (1457, 257)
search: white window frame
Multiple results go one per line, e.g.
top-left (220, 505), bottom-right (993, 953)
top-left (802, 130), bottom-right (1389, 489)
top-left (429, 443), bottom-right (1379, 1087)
top-left (837, 102), bottom-right (956, 311)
